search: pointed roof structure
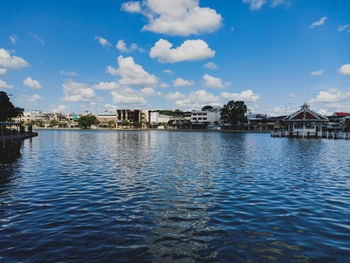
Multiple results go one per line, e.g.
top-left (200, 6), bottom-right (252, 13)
top-left (284, 104), bottom-right (328, 122)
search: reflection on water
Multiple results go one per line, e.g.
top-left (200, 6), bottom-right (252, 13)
top-left (0, 130), bottom-right (350, 262)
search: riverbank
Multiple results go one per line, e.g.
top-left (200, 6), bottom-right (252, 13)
top-left (34, 127), bottom-right (270, 133)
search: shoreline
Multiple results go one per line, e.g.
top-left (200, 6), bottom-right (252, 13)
top-left (34, 127), bottom-right (270, 133)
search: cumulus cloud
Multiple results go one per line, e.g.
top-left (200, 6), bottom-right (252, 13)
top-left (174, 90), bottom-right (220, 110)
top-left (18, 94), bottom-right (44, 102)
top-left (52, 105), bottom-right (67, 113)
top-left (0, 48), bottom-right (29, 70)
top-left (310, 17), bottom-right (327, 29)
top-left (62, 79), bottom-right (96, 102)
top-left (288, 92), bottom-right (296, 98)
top-left (172, 77), bottom-right (194, 87)
top-left (338, 64), bottom-right (350, 75)
top-left (221, 90), bottom-right (260, 102)
top-left (121, 1), bottom-right (142, 13)
top-left (60, 70), bottom-right (77, 76)
top-left (0, 68), bottom-right (7, 76)
top-left (150, 39), bottom-right (215, 63)
top-left (337, 24), bottom-right (350, 32)
top-left (204, 61), bottom-right (218, 70)
top-left (160, 83), bottom-right (169, 88)
top-left (107, 55), bottom-right (157, 86)
top-left (93, 81), bottom-right (121, 90)
top-left (163, 69), bottom-right (173, 74)
top-left (203, 74), bottom-right (224, 89)
top-left (310, 88), bottom-right (350, 103)
top-left (311, 69), bottom-right (324, 76)
top-left (122, 0), bottom-right (222, 36)
top-left (0, 79), bottom-right (13, 90)
top-left (95, 36), bottom-right (111, 47)
top-left (166, 91), bottom-right (186, 100)
top-left (116, 40), bottom-right (144, 53)
top-left (23, 77), bottom-right (42, 90)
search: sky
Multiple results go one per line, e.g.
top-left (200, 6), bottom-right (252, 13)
top-left (1, 0), bottom-right (350, 116)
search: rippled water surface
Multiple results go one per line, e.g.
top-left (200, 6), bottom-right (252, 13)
top-left (1, 130), bottom-right (350, 262)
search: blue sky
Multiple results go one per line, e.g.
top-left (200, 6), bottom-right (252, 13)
top-left (1, 0), bottom-right (350, 115)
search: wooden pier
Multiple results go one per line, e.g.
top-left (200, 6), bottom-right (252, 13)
top-left (271, 131), bottom-right (350, 139)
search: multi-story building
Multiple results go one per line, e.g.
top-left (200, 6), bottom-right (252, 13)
top-left (116, 109), bottom-right (148, 128)
top-left (190, 105), bottom-right (222, 129)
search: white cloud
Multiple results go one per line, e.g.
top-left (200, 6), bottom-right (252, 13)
top-left (338, 64), bottom-right (350, 75)
top-left (23, 77), bottom-right (42, 90)
top-left (310, 88), bottom-right (350, 103)
top-left (163, 69), bottom-right (173, 74)
top-left (33, 34), bottom-right (45, 45)
top-left (166, 91), bottom-right (186, 100)
top-left (94, 36), bottom-right (111, 47)
top-left (204, 61), bottom-right (218, 69)
top-left (172, 77), bottom-right (194, 87)
top-left (230, 26), bottom-right (235, 31)
top-left (62, 79), bottom-right (96, 102)
top-left (0, 79), bottom-right (13, 90)
top-left (0, 68), bottom-right (7, 76)
top-left (104, 104), bottom-right (118, 112)
top-left (0, 48), bottom-right (29, 70)
top-left (310, 17), bottom-right (327, 29)
top-left (107, 55), bottom-right (157, 86)
top-left (93, 81), bottom-right (121, 90)
top-left (52, 105), bottom-right (67, 113)
top-left (221, 90), bottom-right (260, 102)
top-left (9, 34), bottom-right (18, 44)
top-left (121, 1), bottom-right (142, 13)
top-left (174, 89), bottom-right (220, 110)
top-left (203, 74), bottom-right (224, 89)
top-left (243, 0), bottom-right (266, 10)
top-left (311, 69), bottom-right (324, 76)
top-left (116, 40), bottom-right (144, 53)
top-left (60, 70), bottom-right (77, 76)
top-left (160, 83), bottom-right (169, 88)
top-left (288, 92), bottom-right (296, 98)
top-left (122, 0), bottom-right (222, 36)
top-left (140, 87), bottom-right (157, 97)
top-left (111, 88), bottom-right (147, 108)
top-left (270, 0), bottom-right (288, 7)
top-left (337, 24), bottom-right (350, 32)
top-left (150, 39), bottom-right (215, 63)
top-left (18, 94), bottom-right (44, 102)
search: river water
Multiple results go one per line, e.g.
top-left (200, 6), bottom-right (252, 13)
top-left (0, 130), bottom-right (350, 262)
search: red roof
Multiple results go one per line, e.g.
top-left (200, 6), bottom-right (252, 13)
top-left (334, 112), bottom-right (350, 117)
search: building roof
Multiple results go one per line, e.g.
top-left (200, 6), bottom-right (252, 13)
top-left (333, 112), bottom-right (350, 117)
top-left (284, 104), bottom-right (328, 122)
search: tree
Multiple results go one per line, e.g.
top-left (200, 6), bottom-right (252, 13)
top-left (108, 120), bottom-right (115, 128)
top-left (220, 101), bottom-right (247, 130)
top-left (49, 119), bottom-right (59, 127)
top-left (0, 91), bottom-right (24, 121)
top-left (78, 115), bottom-right (99, 129)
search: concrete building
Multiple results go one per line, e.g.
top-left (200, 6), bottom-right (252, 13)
top-left (116, 109), bottom-right (148, 128)
top-left (149, 111), bottom-right (171, 125)
top-left (96, 114), bottom-right (117, 128)
top-left (191, 105), bottom-right (221, 129)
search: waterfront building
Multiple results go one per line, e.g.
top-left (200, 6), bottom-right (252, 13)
top-left (282, 104), bottom-right (328, 138)
top-left (149, 111), bottom-right (171, 127)
top-left (96, 114), bottom-right (117, 128)
top-left (191, 105), bottom-right (221, 129)
top-left (116, 109), bottom-right (148, 128)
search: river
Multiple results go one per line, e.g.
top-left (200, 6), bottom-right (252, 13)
top-left (1, 130), bottom-right (349, 262)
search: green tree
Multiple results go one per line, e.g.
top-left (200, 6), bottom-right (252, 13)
top-left (50, 120), bottom-right (59, 127)
top-left (78, 115), bottom-right (99, 129)
top-left (0, 91), bottom-right (24, 121)
top-left (108, 120), bottom-right (116, 128)
top-left (220, 101), bottom-right (247, 129)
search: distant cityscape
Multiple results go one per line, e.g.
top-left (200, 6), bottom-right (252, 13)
top-left (15, 104), bottom-right (350, 133)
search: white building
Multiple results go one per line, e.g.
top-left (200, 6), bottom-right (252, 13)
top-left (191, 105), bottom-right (221, 126)
top-left (149, 111), bottom-right (171, 124)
